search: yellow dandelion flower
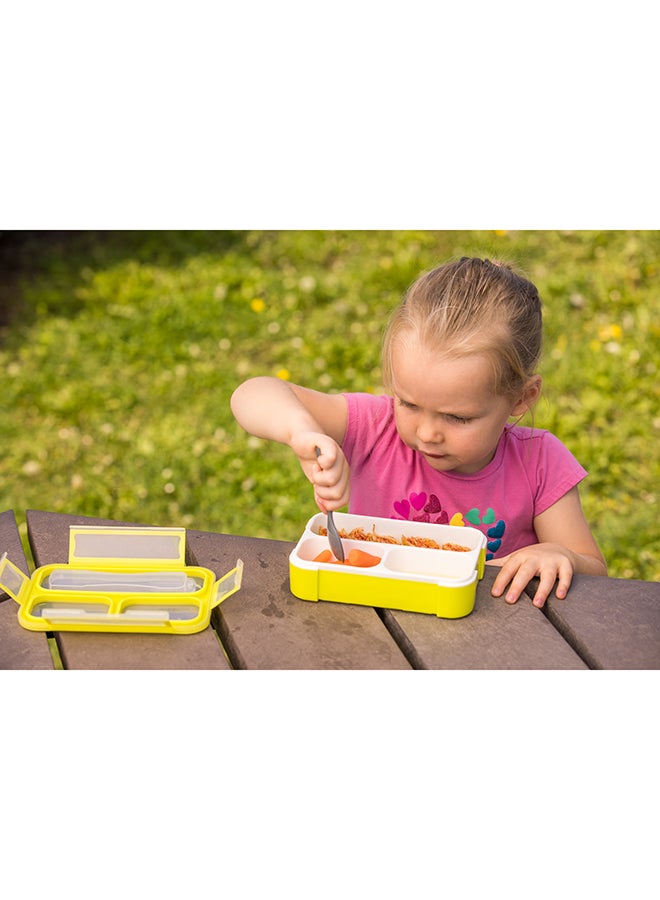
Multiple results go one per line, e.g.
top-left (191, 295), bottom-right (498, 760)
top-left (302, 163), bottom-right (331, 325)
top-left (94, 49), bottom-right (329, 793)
top-left (495, 230), bottom-right (508, 236)
top-left (598, 323), bottom-right (623, 342)
top-left (276, 368), bottom-right (291, 380)
top-left (250, 298), bottom-right (266, 313)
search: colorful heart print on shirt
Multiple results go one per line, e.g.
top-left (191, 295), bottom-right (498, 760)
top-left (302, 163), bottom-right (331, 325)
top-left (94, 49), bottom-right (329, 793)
top-left (392, 492), bottom-right (507, 559)
top-left (393, 492), bottom-right (449, 524)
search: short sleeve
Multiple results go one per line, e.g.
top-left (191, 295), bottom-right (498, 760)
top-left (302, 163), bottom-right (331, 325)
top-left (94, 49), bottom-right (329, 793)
top-left (532, 430), bottom-right (588, 516)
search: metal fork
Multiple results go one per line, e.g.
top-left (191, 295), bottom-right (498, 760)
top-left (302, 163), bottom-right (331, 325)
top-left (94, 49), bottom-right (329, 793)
top-left (315, 446), bottom-right (345, 562)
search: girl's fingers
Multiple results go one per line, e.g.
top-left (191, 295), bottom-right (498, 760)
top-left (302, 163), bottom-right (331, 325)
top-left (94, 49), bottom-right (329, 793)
top-left (313, 463), bottom-right (351, 511)
top-left (529, 557), bottom-right (574, 606)
top-left (530, 570), bottom-right (559, 607)
top-left (554, 560), bottom-right (574, 600)
top-left (492, 561), bottom-right (530, 603)
top-left (489, 550), bottom-right (574, 608)
top-left (489, 556), bottom-right (515, 597)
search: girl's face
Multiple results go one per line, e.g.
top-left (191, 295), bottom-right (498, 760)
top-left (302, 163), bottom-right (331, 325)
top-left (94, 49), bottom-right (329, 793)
top-left (390, 338), bottom-right (534, 474)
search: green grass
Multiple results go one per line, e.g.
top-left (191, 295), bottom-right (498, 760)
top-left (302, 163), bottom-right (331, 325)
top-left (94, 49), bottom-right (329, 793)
top-left (1, 230), bottom-right (658, 581)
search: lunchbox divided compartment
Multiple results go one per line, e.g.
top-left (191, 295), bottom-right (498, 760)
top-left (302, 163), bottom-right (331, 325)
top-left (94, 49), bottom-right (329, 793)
top-left (296, 512), bottom-right (486, 575)
top-left (295, 535), bottom-right (480, 580)
top-left (0, 525), bottom-right (243, 634)
top-left (19, 562), bottom-right (221, 630)
top-left (29, 599), bottom-right (204, 626)
top-left (289, 512), bottom-right (487, 618)
top-left (28, 597), bottom-right (205, 626)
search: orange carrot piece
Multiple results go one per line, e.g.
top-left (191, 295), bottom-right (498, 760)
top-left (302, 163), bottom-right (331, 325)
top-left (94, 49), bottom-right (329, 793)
top-left (345, 548), bottom-right (381, 568)
top-left (313, 549), bottom-right (334, 563)
top-left (314, 548), bottom-right (381, 567)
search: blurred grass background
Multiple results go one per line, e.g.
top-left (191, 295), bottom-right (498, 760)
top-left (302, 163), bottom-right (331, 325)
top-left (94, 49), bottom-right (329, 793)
top-left (1, 230), bottom-right (658, 581)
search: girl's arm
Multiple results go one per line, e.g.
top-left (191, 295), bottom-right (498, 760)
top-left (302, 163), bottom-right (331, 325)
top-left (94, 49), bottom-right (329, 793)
top-left (230, 377), bottom-right (350, 510)
top-left (488, 486), bottom-right (607, 607)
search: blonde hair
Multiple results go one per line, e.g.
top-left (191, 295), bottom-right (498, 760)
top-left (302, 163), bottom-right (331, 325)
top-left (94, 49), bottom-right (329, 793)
top-left (382, 257), bottom-right (543, 398)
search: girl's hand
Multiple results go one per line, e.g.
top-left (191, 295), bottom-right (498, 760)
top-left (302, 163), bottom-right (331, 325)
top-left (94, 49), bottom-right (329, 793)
top-left (487, 489), bottom-right (607, 607)
top-left (289, 432), bottom-right (351, 512)
top-left (487, 543), bottom-right (576, 608)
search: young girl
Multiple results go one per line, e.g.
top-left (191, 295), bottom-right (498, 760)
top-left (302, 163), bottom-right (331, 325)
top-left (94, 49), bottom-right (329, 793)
top-left (231, 257), bottom-right (607, 607)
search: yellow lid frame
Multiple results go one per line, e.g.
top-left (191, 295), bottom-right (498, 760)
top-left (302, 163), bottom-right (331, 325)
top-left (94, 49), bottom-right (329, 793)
top-left (68, 525), bottom-right (187, 568)
top-left (0, 527), bottom-right (243, 635)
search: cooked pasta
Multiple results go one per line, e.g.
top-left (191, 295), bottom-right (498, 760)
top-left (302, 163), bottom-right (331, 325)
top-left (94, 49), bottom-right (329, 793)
top-left (318, 524), bottom-right (470, 552)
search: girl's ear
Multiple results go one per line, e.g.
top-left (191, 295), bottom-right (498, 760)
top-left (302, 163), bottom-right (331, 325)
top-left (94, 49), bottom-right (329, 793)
top-left (511, 374), bottom-right (542, 417)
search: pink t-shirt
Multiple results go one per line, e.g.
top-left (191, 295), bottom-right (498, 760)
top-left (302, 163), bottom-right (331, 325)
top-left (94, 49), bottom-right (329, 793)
top-left (341, 393), bottom-right (588, 559)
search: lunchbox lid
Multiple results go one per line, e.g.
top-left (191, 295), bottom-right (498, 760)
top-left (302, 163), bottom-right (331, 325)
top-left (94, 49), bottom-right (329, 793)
top-left (0, 524), bottom-right (244, 635)
top-left (67, 525), bottom-right (187, 567)
top-left (0, 527), bottom-right (192, 602)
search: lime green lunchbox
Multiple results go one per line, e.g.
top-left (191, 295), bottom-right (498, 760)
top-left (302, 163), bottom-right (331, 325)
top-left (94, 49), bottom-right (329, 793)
top-left (289, 513), bottom-right (486, 619)
top-left (0, 525), bottom-right (242, 635)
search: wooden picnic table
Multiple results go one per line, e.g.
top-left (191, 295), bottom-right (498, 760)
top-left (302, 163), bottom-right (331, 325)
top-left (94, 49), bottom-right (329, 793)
top-left (1, 508), bottom-right (659, 669)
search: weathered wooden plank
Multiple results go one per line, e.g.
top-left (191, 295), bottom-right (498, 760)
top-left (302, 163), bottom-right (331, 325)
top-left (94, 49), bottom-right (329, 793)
top-left (53, 630), bottom-right (231, 670)
top-left (25, 510), bottom-right (231, 670)
top-left (376, 569), bottom-right (588, 669)
top-left (0, 510), bottom-right (54, 669)
top-left (187, 529), bottom-right (412, 669)
top-left (540, 574), bottom-right (660, 670)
